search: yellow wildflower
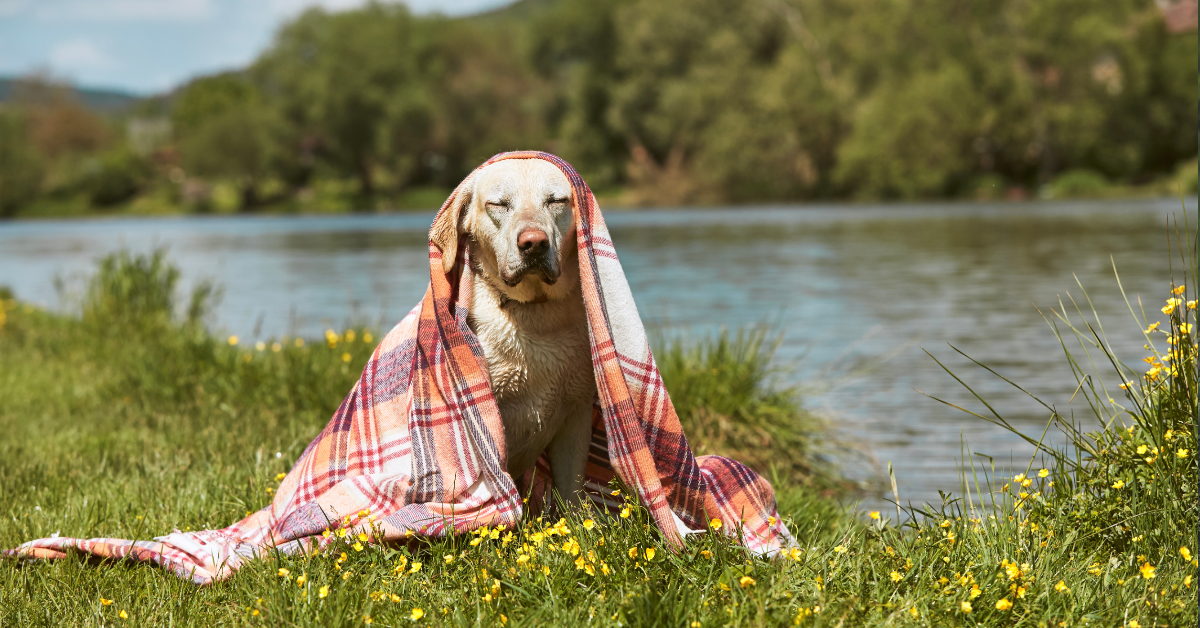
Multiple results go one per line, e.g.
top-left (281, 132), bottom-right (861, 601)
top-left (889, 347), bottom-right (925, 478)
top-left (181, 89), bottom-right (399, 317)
top-left (582, 519), bottom-right (595, 530)
top-left (1182, 323), bottom-right (1194, 333)
top-left (1112, 479), bottom-right (1125, 489)
top-left (1173, 285), bottom-right (1186, 295)
top-left (629, 547), bottom-right (639, 559)
top-left (739, 575), bottom-right (756, 588)
top-left (410, 562), bottom-right (422, 573)
top-left (1181, 547), bottom-right (1192, 561)
top-left (710, 518), bottom-right (723, 530)
top-left (1189, 300), bottom-right (1197, 310)
top-left (277, 567), bottom-right (291, 578)
top-left (342, 352), bottom-right (352, 363)
top-left (645, 548), bottom-right (656, 560)
top-left (100, 598), bottom-right (113, 606)
top-left (1038, 469), bottom-right (1049, 478)
top-left (228, 335), bottom-right (239, 346)
top-left (701, 550), bottom-right (713, 559)
top-left (1003, 560), bottom-right (1022, 580)
top-left (890, 571), bottom-right (903, 582)
top-left (542, 565), bottom-right (551, 576)
top-left (1163, 298), bottom-right (1181, 314)
top-left (119, 610), bottom-right (129, 620)
top-left (620, 506), bottom-right (631, 519)
top-left (1177, 448), bottom-right (1189, 458)
top-left (353, 542), bottom-right (364, 552)
top-left (833, 545), bottom-right (846, 554)
top-left (1055, 580), bottom-right (1069, 593)
top-left (274, 472), bottom-right (286, 481)
top-left (1185, 575), bottom-right (1192, 588)
top-left (1139, 563), bottom-right (1155, 579)
top-left (1145, 322), bottom-right (1161, 333)
top-left (960, 601), bottom-right (972, 613)
top-left (940, 519), bottom-right (952, 528)
top-left (318, 585), bottom-right (330, 599)
top-left (910, 608), bottom-right (919, 618)
top-left (500, 614), bottom-right (508, 625)
top-left (868, 511), bottom-right (880, 520)
top-left (295, 574), bottom-right (307, 586)
top-left (995, 598), bottom-right (1012, 610)
top-left (364, 332), bottom-right (373, 343)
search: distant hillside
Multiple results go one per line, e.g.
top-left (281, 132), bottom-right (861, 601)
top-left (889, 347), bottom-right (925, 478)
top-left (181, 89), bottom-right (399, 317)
top-left (0, 77), bottom-right (141, 112)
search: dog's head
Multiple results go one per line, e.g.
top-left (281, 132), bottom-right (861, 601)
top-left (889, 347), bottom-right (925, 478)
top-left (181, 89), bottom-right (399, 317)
top-left (431, 158), bottom-right (579, 303)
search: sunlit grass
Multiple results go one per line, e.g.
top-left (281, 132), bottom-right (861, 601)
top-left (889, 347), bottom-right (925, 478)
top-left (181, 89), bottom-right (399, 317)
top-left (0, 248), bottom-right (1195, 627)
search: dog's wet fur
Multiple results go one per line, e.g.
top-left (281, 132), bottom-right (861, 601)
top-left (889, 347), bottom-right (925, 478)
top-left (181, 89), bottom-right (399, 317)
top-left (431, 159), bottom-right (595, 504)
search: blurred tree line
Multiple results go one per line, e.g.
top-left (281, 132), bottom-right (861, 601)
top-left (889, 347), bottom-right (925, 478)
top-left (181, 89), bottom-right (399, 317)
top-left (0, 0), bottom-right (1195, 217)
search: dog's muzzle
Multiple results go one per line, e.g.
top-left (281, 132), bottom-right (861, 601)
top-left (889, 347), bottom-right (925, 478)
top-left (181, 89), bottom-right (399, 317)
top-left (503, 228), bottom-right (560, 286)
top-left (503, 255), bottom-right (560, 286)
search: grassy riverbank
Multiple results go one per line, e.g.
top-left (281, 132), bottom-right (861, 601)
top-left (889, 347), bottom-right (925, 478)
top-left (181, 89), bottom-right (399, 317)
top-left (0, 251), bottom-right (1195, 627)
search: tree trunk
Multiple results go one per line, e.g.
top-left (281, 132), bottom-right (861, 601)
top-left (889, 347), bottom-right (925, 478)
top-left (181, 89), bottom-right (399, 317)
top-left (357, 156), bottom-right (374, 198)
top-left (239, 180), bottom-right (258, 212)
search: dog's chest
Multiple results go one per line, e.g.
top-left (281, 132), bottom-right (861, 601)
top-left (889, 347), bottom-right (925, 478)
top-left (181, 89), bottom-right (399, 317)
top-left (468, 285), bottom-right (595, 466)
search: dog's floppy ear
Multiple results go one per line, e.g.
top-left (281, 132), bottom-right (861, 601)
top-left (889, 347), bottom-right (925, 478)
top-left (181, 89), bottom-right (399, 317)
top-left (429, 176), bottom-right (474, 274)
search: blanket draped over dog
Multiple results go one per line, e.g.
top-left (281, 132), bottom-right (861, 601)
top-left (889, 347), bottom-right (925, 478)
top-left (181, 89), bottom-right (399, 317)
top-left (9, 151), bottom-right (796, 584)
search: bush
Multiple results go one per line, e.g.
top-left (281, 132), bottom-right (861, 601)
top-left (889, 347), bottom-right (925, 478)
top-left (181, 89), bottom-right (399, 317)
top-left (82, 149), bottom-right (152, 207)
top-left (654, 327), bottom-right (847, 491)
top-left (1176, 159), bottom-right (1198, 195)
top-left (1048, 168), bottom-right (1110, 199)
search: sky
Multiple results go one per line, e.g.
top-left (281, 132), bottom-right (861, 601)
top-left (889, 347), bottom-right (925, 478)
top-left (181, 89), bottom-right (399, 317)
top-left (0, 0), bottom-right (513, 95)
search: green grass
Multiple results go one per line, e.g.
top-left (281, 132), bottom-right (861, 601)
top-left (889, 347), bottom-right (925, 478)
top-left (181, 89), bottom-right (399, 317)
top-left (0, 249), bottom-right (1195, 627)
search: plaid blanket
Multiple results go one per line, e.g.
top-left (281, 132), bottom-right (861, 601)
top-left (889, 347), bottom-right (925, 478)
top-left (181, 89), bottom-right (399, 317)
top-left (8, 151), bottom-right (796, 585)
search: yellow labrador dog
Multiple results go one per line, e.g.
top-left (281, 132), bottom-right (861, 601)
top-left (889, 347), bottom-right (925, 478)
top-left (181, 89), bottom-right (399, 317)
top-left (431, 158), bottom-right (595, 505)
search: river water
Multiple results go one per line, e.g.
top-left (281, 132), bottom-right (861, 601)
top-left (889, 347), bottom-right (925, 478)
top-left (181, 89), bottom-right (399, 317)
top-left (1, 198), bottom-right (1192, 512)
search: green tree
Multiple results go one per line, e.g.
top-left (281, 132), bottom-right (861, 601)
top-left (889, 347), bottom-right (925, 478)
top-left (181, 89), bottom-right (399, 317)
top-left (0, 110), bottom-right (44, 217)
top-left (174, 74), bottom-right (275, 210)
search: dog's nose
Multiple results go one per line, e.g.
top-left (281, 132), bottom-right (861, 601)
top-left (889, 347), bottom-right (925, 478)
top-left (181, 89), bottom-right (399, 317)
top-left (517, 229), bottom-right (549, 255)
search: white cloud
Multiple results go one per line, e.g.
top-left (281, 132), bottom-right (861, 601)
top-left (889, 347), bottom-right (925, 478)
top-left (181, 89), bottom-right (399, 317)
top-left (402, 0), bottom-right (510, 15)
top-left (268, 0), bottom-right (367, 16)
top-left (48, 38), bottom-right (117, 73)
top-left (0, 0), bottom-right (31, 16)
top-left (35, 0), bottom-right (214, 21)
top-left (265, 0), bottom-right (510, 19)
